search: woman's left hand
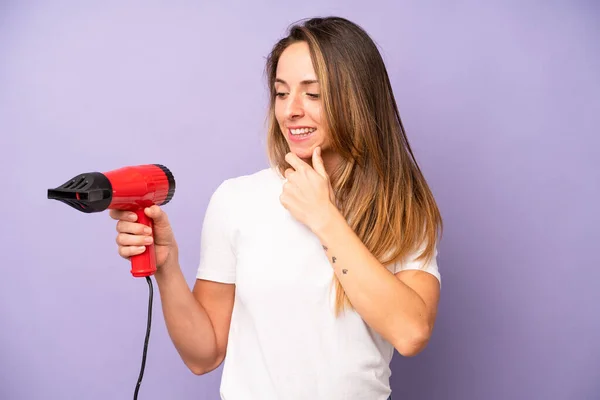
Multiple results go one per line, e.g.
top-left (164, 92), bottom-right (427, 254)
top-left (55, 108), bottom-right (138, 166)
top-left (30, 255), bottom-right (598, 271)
top-left (280, 147), bottom-right (337, 233)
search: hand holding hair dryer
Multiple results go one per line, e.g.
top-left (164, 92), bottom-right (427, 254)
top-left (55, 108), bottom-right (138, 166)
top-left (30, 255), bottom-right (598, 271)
top-left (47, 164), bottom-right (176, 277)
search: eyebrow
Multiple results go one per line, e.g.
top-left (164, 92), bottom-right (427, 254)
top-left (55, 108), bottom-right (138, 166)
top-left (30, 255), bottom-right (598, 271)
top-left (275, 78), bottom-right (319, 85)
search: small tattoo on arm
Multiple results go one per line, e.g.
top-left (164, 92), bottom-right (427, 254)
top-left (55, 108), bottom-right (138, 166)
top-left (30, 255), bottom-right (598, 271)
top-left (332, 256), bottom-right (337, 263)
top-left (323, 245), bottom-right (328, 251)
top-left (342, 269), bottom-right (348, 274)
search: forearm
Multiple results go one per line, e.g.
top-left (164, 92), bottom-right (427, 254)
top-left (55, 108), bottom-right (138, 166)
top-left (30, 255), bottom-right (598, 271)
top-left (314, 205), bottom-right (431, 355)
top-left (154, 248), bottom-right (219, 373)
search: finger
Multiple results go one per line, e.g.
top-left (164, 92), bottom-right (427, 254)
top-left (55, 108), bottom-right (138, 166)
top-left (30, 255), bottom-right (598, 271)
top-left (279, 193), bottom-right (286, 208)
top-left (312, 147), bottom-right (328, 178)
top-left (284, 168), bottom-right (296, 181)
top-left (280, 182), bottom-right (298, 205)
top-left (285, 152), bottom-right (308, 172)
top-left (118, 245), bottom-right (147, 259)
top-left (282, 181), bottom-right (296, 193)
top-left (116, 232), bottom-right (153, 247)
top-left (116, 220), bottom-right (152, 235)
top-left (279, 192), bottom-right (291, 209)
top-left (109, 209), bottom-right (137, 221)
top-left (144, 205), bottom-right (170, 228)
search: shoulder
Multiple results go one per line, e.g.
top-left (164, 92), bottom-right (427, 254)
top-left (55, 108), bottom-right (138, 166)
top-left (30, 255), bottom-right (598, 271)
top-left (204, 167), bottom-right (282, 230)
top-left (217, 167), bottom-right (281, 192)
top-left (224, 167), bottom-right (281, 187)
top-left (393, 242), bottom-right (441, 284)
top-left (210, 167), bottom-right (282, 202)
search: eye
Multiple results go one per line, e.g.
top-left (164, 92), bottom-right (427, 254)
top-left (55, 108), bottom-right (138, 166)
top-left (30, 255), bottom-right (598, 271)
top-left (275, 92), bottom-right (288, 98)
top-left (306, 93), bottom-right (320, 99)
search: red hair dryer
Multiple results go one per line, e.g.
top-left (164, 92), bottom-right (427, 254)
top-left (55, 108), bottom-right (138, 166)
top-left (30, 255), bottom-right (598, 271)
top-left (47, 164), bottom-right (176, 277)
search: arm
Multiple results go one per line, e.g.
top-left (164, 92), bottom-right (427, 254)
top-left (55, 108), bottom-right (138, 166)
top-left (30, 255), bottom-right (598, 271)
top-left (314, 204), bottom-right (440, 357)
top-left (112, 181), bottom-right (236, 375)
top-left (280, 149), bottom-right (439, 356)
top-left (154, 245), bottom-right (235, 375)
top-left (156, 178), bottom-right (238, 375)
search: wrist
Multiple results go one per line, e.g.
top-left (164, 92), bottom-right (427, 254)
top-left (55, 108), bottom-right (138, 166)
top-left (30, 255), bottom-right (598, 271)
top-left (156, 242), bottom-right (180, 277)
top-left (311, 203), bottom-right (345, 242)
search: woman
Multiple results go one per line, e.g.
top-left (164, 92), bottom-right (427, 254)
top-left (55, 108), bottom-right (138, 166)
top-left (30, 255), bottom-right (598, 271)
top-left (111, 16), bottom-right (442, 400)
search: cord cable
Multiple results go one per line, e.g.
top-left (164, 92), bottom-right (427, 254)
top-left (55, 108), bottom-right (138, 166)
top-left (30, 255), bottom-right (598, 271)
top-left (133, 276), bottom-right (153, 400)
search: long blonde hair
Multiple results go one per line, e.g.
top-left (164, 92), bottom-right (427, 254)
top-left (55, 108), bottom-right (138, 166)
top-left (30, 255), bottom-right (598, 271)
top-left (265, 17), bottom-right (442, 315)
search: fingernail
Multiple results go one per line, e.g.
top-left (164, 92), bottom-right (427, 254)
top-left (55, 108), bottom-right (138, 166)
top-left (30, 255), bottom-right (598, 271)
top-left (129, 213), bottom-right (137, 221)
top-left (144, 237), bottom-right (153, 244)
top-left (144, 227), bottom-right (152, 234)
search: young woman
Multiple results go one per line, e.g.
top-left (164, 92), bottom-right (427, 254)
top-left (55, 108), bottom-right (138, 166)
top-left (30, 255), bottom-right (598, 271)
top-left (111, 16), bottom-right (442, 400)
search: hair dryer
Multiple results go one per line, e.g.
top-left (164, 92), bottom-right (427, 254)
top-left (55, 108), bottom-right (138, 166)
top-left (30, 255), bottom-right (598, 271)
top-left (47, 163), bottom-right (175, 400)
top-left (47, 164), bottom-right (176, 277)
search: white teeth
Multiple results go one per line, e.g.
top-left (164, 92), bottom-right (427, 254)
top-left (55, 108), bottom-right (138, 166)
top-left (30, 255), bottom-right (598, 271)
top-left (290, 128), bottom-right (316, 135)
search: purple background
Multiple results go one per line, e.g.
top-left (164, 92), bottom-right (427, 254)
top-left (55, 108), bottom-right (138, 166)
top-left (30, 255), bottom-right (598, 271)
top-left (1, 1), bottom-right (598, 399)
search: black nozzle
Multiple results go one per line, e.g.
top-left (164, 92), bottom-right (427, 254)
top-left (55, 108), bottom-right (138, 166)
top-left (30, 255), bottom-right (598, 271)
top-left (47, 172), bottom-right (113, 213)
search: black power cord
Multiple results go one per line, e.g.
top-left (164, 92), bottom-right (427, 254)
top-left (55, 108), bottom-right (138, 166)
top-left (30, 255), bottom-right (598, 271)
top-left (133, 276), bottom-right (154, 400)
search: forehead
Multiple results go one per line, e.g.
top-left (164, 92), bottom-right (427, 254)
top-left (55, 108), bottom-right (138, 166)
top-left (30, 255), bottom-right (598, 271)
top-left (276, 41), bottom-right (317, 83)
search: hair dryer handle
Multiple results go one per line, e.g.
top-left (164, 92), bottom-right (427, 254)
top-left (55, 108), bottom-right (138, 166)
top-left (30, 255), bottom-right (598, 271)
top-left (130, 209), bottom-right (157, 277)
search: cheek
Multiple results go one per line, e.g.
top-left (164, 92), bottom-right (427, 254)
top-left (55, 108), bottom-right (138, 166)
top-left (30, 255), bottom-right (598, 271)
top-left (309, 104), bottom-right (330, 145)
top-left (274, 102), bottom-right (284, 125)
top-left (306, 102), bottom-right (323, 127)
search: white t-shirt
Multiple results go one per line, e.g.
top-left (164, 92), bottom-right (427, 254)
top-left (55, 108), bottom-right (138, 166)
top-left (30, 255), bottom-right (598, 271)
top-left (196, 167), bottom-right (441, 400)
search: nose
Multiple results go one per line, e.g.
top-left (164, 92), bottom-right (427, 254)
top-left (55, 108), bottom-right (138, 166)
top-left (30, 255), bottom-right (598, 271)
top-left (285, 92), bottom-right (304, 120)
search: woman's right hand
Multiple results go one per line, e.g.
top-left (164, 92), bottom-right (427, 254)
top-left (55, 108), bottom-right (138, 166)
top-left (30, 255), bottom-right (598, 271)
top-left (110, 205), bottom-right (177, 271)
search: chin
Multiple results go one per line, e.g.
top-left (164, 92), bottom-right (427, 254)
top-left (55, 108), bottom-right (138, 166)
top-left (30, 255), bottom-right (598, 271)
top-left (293, 149), bottom-right (313, 159)
top-left (287, 145), bottom-right (315, 160)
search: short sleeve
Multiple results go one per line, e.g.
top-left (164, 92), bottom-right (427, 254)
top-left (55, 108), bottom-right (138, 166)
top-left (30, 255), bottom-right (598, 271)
top-left (393, 241), bottom-right (441, 285)
top-left (196, 180), bottom-right (237, 284)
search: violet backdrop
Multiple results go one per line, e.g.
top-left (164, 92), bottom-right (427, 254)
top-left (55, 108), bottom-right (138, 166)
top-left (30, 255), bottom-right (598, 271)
top-left (1, 1), bottom-right (598, 399)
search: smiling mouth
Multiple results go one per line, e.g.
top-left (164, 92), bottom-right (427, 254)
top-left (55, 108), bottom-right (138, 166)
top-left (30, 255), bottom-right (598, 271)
top-left (289, 127), bottom-right (316, 137)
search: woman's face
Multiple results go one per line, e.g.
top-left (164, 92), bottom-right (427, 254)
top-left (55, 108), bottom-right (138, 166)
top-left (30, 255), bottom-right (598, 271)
top-left (274, 41), bottom-right (330, 162)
